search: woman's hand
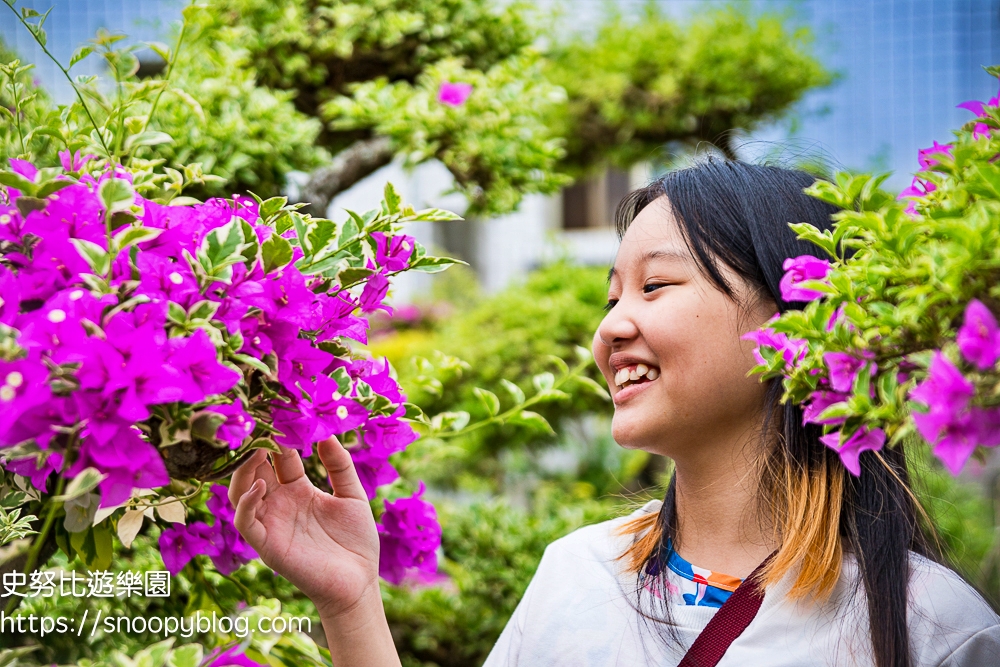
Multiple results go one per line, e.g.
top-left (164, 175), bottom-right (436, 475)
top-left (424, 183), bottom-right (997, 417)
top-left (227, 437), bottom-right (379, 620)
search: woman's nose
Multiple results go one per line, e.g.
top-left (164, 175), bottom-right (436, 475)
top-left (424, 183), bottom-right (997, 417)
top-left (597, 301), bottom-right (640, 347)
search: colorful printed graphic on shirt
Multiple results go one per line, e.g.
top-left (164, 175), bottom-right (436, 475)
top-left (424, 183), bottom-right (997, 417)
top-left (641, 540), bottom-right (743, 608)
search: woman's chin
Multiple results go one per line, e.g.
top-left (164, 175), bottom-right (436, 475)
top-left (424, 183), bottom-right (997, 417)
top-left (611, 416), bottom-right (661, 452)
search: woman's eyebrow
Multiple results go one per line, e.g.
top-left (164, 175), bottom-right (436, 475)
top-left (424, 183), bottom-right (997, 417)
top-left (608, 248), bottom-right (691, 280)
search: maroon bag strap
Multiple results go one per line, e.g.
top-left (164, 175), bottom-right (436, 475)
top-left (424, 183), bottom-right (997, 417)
top-left (677, 550), bottom-right (778, 667)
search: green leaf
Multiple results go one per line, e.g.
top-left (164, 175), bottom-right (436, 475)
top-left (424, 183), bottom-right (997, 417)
top-left (260, 196), bottom-right (288, 221)
top-left (98, 177), bottom-right (135, 214)
top-left (0, 171), bottom-right (37, 196)
top-left (532, 372), bottom-right (555, 392)
top-left (69, 239), bottom-right (110, 275)
top-left (409, 255), bottom-right (465, 273)
top-left (125, 130), bottom-right (173, 152)
top-left (413, 207), bottom-right (462, 222)
top-left (402, 402), bottom-right (429, 424)
top-left (232, 353), bottom-right (270, 374)
top-left (431, 411), bottom-right (471, 432)
top-left (337, 266), bottom-right (374, 286)
top-left (573, 375), bottom-right (611, 401)
top-left (507, 410), bottom-right (554, 435)
top-left (788, 222), bottom-right (837, 257)
top-left (112, 226), bottom-right (162, 252)
top-left (198, 216), bottom-right (250, 282)
top-left (15, 196), bottom-right (46, 217)
top-left (261, 233), bottom-right (294, 274)
top-left (147, 41), bottom-right (172, 63)
top-left (187, 300), bottom-right (220, 321)
top-left (53, 467), bottom-right (107, 502)
top-left (69, 44), bottom-right (95, 68)
top-left (331, 367), bottom-right (353, 395)
top-left (499, 378), bottom-right (525, 405)
top-left (473, 387), bottom-right (500, 416)
top-left (167, 301), bottom-right (187, 325)
top-left (304, 219), bottom-right (337, 258)
top-left (36, 179), bottom-right (75, 199)
top-left (383, 182), bottom-right (402, 215)
top-left (166, 643), bottom-right (202, 667)
top-left (91, 521), bottom-right (113, 570)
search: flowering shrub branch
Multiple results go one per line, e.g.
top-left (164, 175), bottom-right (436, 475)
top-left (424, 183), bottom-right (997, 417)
top-left (746, 66), bottom-right (1000, 477)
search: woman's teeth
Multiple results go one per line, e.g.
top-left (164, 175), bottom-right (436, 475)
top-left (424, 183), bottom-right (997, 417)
top-left (614, 364), bottom-right (659, 387)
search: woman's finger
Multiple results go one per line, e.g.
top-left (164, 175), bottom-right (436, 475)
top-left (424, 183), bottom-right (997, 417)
top-left (232, 478), bottom-right (268, 547)
top-left (317, 437), bottom-right (368, 502)
top-left (271, 444), bottom-right (306, 485)
top-left (229, 448), bottom-right (268, 508)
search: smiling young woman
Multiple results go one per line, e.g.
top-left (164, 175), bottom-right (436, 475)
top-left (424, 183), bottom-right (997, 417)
top-left (228, 158), bottom-right (1000, 667)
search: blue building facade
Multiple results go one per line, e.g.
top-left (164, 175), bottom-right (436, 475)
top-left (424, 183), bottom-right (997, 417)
top-left (774, 0), bottom-right (1000, 186)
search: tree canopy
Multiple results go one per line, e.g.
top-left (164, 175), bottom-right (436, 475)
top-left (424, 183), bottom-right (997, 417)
top-left (2, 1), bottom-right (831, 216)
top-left (203, 0), bottom-right (832, 215)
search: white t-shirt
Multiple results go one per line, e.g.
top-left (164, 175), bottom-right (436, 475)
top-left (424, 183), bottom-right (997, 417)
top-left (483, 500), bottom-right (1000, 667)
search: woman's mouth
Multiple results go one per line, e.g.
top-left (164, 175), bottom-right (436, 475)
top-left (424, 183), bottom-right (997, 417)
top-left (612, 363), bottom-right (660, 405)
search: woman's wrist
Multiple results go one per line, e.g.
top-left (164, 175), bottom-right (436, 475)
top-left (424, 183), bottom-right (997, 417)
top-left (317, 585), bottom-right (401, 667)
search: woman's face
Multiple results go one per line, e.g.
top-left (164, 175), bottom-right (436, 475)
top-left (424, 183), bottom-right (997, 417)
top-left (592, 197), bottom-right (778, 462)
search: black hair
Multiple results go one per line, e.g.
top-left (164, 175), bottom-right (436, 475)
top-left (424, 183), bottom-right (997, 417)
top-left (613, 155), bottom-right (947, 667)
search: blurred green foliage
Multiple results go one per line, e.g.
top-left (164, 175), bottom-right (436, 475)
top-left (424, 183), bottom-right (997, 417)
top-left (910, 446), bottom-right (1000, 607)
top-left (377, 262), bottom-right (619, 489)
top-left (143, 12), bottom-right (328, 198)
top-left (547, 5), bottom-right (833, 173)
top-left (0, 39), bottom-right (56, 161)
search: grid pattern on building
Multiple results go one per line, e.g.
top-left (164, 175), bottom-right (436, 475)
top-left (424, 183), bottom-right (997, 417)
top-left (0, 0), bottom-right (184, 103)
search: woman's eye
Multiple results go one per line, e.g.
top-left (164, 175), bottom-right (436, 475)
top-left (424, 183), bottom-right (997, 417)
top-left (603, 299), bottom-right (618, 312)
top-left (643, 283), bottom-right (670, 294)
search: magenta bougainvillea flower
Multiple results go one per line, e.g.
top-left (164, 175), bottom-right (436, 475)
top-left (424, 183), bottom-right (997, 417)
top-left (158, 484), bottom-right (258, 576)
top-left (957, 299), bottom-right (1000, 370)
top-left (917, 141), bottom-right (953, 169)
top-left (360, 269), bottom-right (392, 315)
top-left (801, 390), bottom-right (850, 426)
top-left (205, 644), bottom-right (267, 667)
top-left (58, 149), bottom-right (93, 172)
top-left (1, 451), bottom-right (62, 493)
top-left (437, 82), bottom-right (473, 107)
top-left (372, 232), bottom-right (415, 272)
top-left (377, 482), bottom-right (442, 585)
top-left (779, 255), bottom-right (831, 302)
top-left (910, 352), bottom-right (975, 420)
top-left (823, 351), bottom-right (875, 393)
top-left (957, 83), bottom-right (1000, 118)
top-left (820, 426), bottom-right (886, 476)
top-left (898, 176), bottom-right (937, 199)
top-left (0, 157), bottom-right (441, 584)
top-left (742, 327), bottom-right (808, 367)
top-left (909, 352), bottom-right (983, 474)
top-left (205, 403), bottom-right (256, 449)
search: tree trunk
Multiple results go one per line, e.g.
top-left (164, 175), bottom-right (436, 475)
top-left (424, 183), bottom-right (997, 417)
top-left (299, 136), bottom-right (395, 217)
